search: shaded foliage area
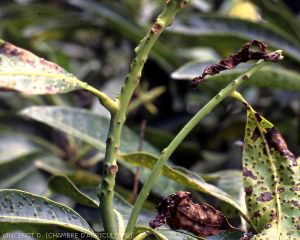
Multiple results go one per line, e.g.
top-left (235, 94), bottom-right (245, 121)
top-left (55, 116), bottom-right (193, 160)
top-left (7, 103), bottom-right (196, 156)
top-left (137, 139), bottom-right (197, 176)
top-left (0, 0), bottom-right (300, 239)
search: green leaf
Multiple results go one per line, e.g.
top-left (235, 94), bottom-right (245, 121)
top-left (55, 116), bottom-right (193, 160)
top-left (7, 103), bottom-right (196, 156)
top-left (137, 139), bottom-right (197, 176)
top-left (202, 170), bottom-right (243, 203)
top-left (48, 175), bottom-right (99, 208)
top-left (172, 61), bottom-right (300, 92)
top-left (0, 40), bottom-right (86, 95)
top-left (169, 16), bottom-right (300, 63)
top-left (242, 102), bottom-right (300, 238)
top-left (35, 158), bottom-right (101, 188)
top-left (202, 170), bottom-right (244, 218)
top-left (36, 159), bottom-right (137, 203)
top-left (18, 104), bottom-right (192, 197)
top-left (0, 125), bottom-right (64, 157)
top-left (0, 133), bottom-right (37, 162)
top-left (0, 152), bottom-right (39, 189)
top-left (0, 189), bottom-right (99, 240)
top-left (119, 152), bottom-right (249, 223)
top-left (251, 0), bottom-right (300, 42)
top-left (20, 106), bottom-right (159, 155)
top-left (67, 0), bottom-right (176, 67)
top-left (48, 176), bottom-right (200, 240)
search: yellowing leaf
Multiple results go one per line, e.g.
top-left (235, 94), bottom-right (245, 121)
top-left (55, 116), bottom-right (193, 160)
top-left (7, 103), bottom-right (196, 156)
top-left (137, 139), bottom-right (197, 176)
top-left (242, 103), bottom-right (300, 239)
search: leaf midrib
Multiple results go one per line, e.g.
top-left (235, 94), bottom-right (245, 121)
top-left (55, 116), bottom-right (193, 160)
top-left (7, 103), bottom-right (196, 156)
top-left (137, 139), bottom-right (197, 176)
top-left (252, 108), bottom-right (282, 238)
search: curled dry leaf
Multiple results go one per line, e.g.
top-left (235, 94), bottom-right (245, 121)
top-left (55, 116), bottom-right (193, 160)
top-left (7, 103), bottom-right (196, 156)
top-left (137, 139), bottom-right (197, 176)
top-left (192, 40), bottom-right (283, 86)
top-left (149, 191), bottom-right (237, 237)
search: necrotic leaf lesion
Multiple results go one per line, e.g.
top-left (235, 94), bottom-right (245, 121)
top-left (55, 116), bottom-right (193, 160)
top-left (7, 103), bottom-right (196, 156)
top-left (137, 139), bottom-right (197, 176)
top-left (149, 191), bottom-right (237, 237)
top-left (264, 127), bottom-right (297, 166)
top-left (192, 40), bottom-right (282, 86)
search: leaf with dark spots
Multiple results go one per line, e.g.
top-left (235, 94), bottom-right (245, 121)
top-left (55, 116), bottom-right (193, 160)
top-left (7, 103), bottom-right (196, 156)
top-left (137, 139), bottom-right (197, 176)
top-left (291, 200), bottom-right (300, 210)
top-left (254, 113), bottom-right (262, 122)
top-left (251, 127), bottom-right (260, 142)
top-left (0, 42), bottom-right (64, 73)
top-left (149, 191), bottom-right (238, 238)
top-left (276, 187), bottom-right (285, 194)
top-left (244, 186), bottom-right (253, 196)
top-left (256, 192), bottom-right (273, 202)
top-left (242, 167), bottom-right (257, 180)
top-left (240, 98), bottom-right (300, 239)
top-left (192, 40), bottom-right (283, 86)
top-left (0, 189), bottom-right (99, 239)
top-left (265, 127), bottom-right (297, 166)
top-left (0, 40), bottom-right (85, 95)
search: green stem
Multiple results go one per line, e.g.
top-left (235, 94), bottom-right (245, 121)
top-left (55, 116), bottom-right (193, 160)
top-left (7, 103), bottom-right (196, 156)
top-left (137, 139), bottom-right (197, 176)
top-left (124, 59), bottom-right (267, 237)
top-left (80, 83), bottom-right (118, 113)
top-left (98, 1), bottom-right (188, 239)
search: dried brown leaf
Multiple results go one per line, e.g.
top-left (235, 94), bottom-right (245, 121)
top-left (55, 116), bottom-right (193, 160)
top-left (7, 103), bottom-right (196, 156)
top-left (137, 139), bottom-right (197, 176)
top-left (149, 191), bottom-right (237, 237)
top-left (192, 40), bottom-right (282, 86)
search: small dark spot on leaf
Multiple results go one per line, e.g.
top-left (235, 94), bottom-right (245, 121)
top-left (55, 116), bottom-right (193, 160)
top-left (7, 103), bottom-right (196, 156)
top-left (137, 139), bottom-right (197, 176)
top-left (243, 167), bottom-right (257, 180)
top-left (251, 127), bottom-right (260, 142)
top-left (244, 186), bottom-right (253, 196)
top-left (269, 210), bottom-right (278, 221)
top-left (262, 207), bottom-right (267, 211)
top-left (254, 112), bottom-right (262, 122)
top-left (277, 187), bottom-right (285, 194)
top-left (290, 187), bottom-right (298, 192)
top-left (254, 210), bottom-right (261, 218)
top-left (265, 224), bottom-right (272, 229)
top-left (291, 200), bottom-right (300, 209)
top-left (256, 192), bottom-right (273, 202)
top-left (287, 165), bottom-right (295, 173)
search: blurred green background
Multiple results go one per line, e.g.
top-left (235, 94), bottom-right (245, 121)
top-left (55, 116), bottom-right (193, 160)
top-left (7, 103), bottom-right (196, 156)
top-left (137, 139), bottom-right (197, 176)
top-left (1, 0), bottom-right (300, 231)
